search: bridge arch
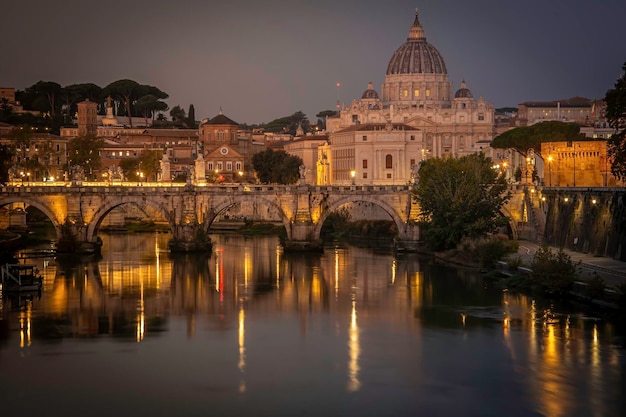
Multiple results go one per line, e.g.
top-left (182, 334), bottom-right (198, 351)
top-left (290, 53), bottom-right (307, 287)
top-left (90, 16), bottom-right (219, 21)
top-left (0, 196), bottom-right (64, 240)
top-left (499, 206), bottom-right (519, 240)
top-left (312, 195), bottom-right (406, 241)
top-left (85, 196), bottom-right (175, 242)
top-left (207, 195), bottom-right (293, 238)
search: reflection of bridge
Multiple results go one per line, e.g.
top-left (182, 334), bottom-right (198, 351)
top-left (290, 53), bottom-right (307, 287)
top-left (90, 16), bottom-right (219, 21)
top-left (0, 183), bottom-right (422, 252)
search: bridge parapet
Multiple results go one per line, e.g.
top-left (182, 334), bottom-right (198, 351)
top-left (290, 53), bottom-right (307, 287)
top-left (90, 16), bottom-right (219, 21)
top-left (1, 182), bottom-right (422, 254)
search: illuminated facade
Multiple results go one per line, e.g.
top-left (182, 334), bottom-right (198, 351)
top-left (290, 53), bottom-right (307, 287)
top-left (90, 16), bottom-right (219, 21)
top-left (321, 10), bottom-right (494, 185)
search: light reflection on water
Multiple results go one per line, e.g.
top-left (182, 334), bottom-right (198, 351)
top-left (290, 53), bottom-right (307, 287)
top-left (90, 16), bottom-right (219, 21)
top-left (0, 233), bottom-right (624, 417)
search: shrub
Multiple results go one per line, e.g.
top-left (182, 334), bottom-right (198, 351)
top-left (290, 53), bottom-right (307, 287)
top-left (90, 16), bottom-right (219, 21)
top-left (586, 275), bottom-right (606, 300)
top-left (529, 246), bottom-right (579, 296)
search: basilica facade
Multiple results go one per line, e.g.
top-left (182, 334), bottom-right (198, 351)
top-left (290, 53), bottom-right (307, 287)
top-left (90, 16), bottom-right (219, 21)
top-left (319, 10), bottom-right (494, 185)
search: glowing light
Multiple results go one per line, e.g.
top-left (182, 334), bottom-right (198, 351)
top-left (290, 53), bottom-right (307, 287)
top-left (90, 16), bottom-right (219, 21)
top-left (347, 300), bottom-right (361, 392)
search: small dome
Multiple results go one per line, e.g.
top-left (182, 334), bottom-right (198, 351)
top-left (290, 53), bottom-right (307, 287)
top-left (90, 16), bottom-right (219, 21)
top-left (454, 80), bottom-right (473, 99)
top-left (386, 10), bottom-right (447, 75)
top-left (361, 82), bottom-right (379, 100)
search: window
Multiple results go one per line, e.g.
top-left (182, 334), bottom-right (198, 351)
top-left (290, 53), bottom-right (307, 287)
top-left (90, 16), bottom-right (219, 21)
top-left (426, 89), bottom-right (431, 97)
top-left (403, 89), bottom-right (408, 97)
top-left (478, 113), bottom-right (484, 121)
top-left (208, 163), bottom-right (213, 170)
top-left (410, 135), bottom-right (415, 141)
top-left (387, 173), bottom-right (392, 179)
top-left (385, 154), bottom-right (392, 169)
top-left (362, 135), bottom-right (367, 141)
top-left (363, 172), bottom-right (367, 179)
top-left (217, 162), bottom-right (223, 170)
top-left (414, 89), bottom-right (419, 97)
top-left (226, 162), bottom-right (232, 171)
top-left (217, 131), bottom-right (225, 141)
top-left (362, 159), bottom-right (368, 169)
top-left (410, 159), bottom-right (415, 166)
top-left (236, 162), bottom-right (242, 170)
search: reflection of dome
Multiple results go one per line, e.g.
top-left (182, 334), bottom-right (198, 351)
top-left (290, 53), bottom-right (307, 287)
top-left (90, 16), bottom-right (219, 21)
top-left (386, 10), bottom-right (447, 75)
top-left (454, 80), bottom-right (473, 98)
top-left (361, 82), bottom-right (379, 100)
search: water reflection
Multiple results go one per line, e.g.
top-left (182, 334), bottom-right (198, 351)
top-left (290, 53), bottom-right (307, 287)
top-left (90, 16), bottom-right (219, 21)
top-left (0, 233), bottom-right (624, 417)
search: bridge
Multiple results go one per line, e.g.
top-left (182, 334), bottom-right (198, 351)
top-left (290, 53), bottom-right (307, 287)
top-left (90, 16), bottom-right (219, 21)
top-left (0, 182), bottom-right (422, 253)
top-left (6, 180), bottom-right (619, 256)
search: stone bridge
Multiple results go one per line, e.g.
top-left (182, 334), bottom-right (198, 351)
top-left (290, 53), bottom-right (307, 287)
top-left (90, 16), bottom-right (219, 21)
top-left (0, 183), bottom-right (423, 253)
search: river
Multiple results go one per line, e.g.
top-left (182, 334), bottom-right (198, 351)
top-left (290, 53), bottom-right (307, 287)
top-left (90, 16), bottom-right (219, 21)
top-left (1, 233), bottom-right (624, 417)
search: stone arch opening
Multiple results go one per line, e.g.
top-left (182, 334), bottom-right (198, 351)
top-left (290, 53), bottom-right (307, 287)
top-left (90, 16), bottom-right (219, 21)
top-left (207, 195), bottom-right (292, 239)
top-left (86, 197), bottom-right (174, 242)
top-left (313, 196), bottom-right (405, 242)
top-left (0, 197), bottom-right (64, 240)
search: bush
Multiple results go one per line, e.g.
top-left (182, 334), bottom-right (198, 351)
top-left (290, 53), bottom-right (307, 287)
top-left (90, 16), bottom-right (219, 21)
top-left (529, 246), bottom-right (579, 296)
top-left (586, 275), bottom-right (606, 300)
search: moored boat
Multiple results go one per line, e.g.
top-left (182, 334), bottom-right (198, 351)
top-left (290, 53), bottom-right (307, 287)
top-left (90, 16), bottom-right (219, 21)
top-left (0, 263), bottom-right (43, 293)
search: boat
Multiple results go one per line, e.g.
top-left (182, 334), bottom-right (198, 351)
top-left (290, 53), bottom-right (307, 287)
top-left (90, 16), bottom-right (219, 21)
top-left (0, 263), bottom-right (43, 293)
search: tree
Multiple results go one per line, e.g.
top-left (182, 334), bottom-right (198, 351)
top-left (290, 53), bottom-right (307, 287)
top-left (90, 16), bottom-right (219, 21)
top-left (119, 150), bottom-right (161, 181)
top-left (61, 83), bottom-right (103, 120)
top-left (187, 104), bottom-right (196, 128)
top-left (103, 79), bottom-right (139, 127)
top-left (252, 149), bottom-right (303, 184)
top-left (606, 62), bottom-right (626, 180)
top-left (135, 94), bottom-right (168, 126)
top-left (68, 134), bottom-right (104, 179)
top-left (0, 143), bottom-right (14, 183)
top-left (263, 111), bottom-right (310, 135)
top-left (413, 153), bottom-right (510, 251)
top-left (491, 121), bottom-right (585, 155)
top-left (169, 105), bottom-right (186, 124)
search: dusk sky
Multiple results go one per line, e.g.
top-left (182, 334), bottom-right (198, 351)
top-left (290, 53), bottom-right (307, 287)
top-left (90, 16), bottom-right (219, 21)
top-left (2, 0), bottom-right (625, 124)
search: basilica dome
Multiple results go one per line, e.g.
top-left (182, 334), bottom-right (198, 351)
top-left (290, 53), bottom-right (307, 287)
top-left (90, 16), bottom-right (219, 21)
top-left (386, 11), bottom-right (447, 75)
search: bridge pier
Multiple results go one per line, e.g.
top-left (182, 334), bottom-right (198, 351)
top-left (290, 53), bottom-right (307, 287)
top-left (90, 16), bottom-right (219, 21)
top-left (168, 222), bottom-right (212, 253)
top-left (284, 221), bottom-right (323, 252)
top-left (57, 219), bottom-right (102, 254)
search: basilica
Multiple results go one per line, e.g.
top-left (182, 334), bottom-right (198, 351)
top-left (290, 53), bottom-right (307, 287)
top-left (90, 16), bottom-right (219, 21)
top-left (318, 10), bottom-right (494, 185)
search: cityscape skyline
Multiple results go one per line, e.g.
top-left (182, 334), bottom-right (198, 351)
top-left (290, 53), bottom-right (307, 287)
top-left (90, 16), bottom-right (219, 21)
top-left (2, 0), bottom-right (625, 125)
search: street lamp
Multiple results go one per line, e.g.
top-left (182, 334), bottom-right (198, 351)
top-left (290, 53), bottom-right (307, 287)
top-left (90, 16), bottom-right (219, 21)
top-left (350, 170), bottom-right (356, 185)
top-left (238, 170), bottom-right (243, 183)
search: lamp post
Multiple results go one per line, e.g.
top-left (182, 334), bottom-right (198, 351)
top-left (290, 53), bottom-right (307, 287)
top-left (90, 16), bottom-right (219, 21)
top-left (350, 170), bottom-right (356, 185)
top-left (238, 170), bottom-right (243, 184)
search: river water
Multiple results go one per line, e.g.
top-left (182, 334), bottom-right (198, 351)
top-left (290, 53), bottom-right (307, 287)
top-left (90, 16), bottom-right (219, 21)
top-left (1, 233), bottom-right (624, 417)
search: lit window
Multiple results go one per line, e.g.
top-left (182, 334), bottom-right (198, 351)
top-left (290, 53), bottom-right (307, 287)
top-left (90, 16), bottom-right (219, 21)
top-left (426, 89), bottom-right (431, 97)
top-left (414, 89), bottom-right (419, 97)
top-left (403, 90), bottom-right (408, 97)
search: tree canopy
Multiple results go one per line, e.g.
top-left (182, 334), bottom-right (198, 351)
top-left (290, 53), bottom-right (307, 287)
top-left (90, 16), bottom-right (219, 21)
top-left (606, 62), bottom-right (626, 180)
top-left (68, 134), bottom-right (105, 179)
top-left (491, 121), bottom-right (585, 155)
top-left (413, 153), bottom-right (510, 251)
top-left (263, 111), bottom-right (310, 135)
top-left (252, 149), bottom-right (303, 184)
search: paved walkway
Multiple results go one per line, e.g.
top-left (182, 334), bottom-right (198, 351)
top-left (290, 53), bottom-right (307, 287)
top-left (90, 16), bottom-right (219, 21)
top-left (511, 241), bottom-right (626, 289)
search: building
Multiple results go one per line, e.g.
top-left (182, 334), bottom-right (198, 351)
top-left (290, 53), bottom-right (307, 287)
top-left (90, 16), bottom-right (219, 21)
top-left (321, 10), bottom-right (494, 185)
top-left (540, 140), bottom-right (615, 187)
top-left (518, 97), bottom-right (594, 126)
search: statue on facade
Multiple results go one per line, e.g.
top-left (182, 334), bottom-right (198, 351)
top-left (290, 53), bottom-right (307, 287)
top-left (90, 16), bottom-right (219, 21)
top-left (299, 164), bottom-right (306, 179)
top-left (410, 164), bottom-right (419, 184)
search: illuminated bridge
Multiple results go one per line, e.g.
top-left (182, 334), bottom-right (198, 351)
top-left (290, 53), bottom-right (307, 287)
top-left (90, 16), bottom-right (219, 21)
top-left (0, 182), bottom-right (423, 253)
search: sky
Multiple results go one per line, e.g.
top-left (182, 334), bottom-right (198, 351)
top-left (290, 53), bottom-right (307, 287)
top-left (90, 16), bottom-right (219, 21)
top-left (2, 0), bottom-right (625, 125)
